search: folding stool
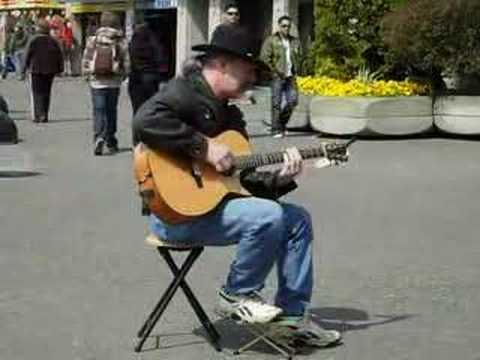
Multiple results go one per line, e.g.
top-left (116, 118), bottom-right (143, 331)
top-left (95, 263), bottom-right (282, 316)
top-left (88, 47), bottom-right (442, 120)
top-left (231, 320), bottom-right (298, 360)
top-left (134, 233), bottom-right (221, 353)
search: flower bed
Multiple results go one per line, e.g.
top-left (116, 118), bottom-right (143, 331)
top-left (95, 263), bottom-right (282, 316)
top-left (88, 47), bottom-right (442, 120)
top-left (297, 76), bottom-right (430, 97)
top-left (297, 76), bottom-right (433, 136)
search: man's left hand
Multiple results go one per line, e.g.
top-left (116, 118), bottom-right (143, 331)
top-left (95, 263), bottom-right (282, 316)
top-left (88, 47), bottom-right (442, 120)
top-left (277, 147), bottom-right (303, 186)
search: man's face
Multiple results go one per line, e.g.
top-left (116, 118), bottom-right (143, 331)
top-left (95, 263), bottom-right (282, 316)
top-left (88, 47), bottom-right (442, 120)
top-left (221, 57), bottom-right (256, 98)
top-left (224, 7), bottom-right (240, 24)
top-left (279, 19), bottom-right (291, 37)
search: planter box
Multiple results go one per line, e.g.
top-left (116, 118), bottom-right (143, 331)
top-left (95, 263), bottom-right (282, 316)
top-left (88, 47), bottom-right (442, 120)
top-left (434, 96), bottom-right (480, 135)
top-left (310, 96), bottom-right (434, 136)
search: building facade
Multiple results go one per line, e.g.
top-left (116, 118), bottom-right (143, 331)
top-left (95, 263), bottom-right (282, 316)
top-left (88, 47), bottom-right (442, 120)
top-left (1, 0), bottom-right (314, 76)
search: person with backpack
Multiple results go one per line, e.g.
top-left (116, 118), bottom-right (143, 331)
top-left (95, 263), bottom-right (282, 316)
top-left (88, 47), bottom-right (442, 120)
top-left (82, 11), bottom-right (130, 156)
top-left (20, 19), bottom-right (63, 123)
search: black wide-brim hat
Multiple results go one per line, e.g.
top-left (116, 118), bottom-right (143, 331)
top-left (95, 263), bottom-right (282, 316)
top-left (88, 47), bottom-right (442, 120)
top-left (192, 25), bottom-right (271, 75)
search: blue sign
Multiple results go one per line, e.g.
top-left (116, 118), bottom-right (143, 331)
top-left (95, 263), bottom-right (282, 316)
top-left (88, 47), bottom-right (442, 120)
top-left (154, 0), bottom-right (177, 8)
top-left (136, 0), bottom-right (177, 9)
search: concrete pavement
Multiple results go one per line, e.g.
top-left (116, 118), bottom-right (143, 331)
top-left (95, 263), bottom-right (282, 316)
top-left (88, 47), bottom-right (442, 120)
top-left (1, 78), bottom-right (480, 360)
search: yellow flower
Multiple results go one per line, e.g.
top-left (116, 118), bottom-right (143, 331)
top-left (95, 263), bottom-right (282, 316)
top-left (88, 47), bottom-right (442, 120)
top-left (297, 77), bottom-right (431, 97)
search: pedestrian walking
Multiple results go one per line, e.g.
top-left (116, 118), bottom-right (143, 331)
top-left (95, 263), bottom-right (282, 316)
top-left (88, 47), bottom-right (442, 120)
top-left (20, 19), bottom-right (63, 123)
top-left (0, 14), bottom-right (7, 77)
top-left (61, 20), bottom-right (75, 76)
top-left (128, 17), bottom-right (170, 116)
top-left (260, 15), bottom-right (302, 138)
top-left (8, 22), bottom-right (29, 78)
top-left (82, 11), bottom-right (130, 156)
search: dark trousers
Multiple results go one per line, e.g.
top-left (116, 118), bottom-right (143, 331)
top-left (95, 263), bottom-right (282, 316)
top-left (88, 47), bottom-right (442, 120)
top-left (30, 73), bottom-right (55, 122)
top-left (271, 77), bottom-right (299, 133)
top-left (128, 72), bottom-right (164, 146)
top-left (128, 72), bottom-right (163, 114)
top-left (91, 87), bottom-right (120, 147)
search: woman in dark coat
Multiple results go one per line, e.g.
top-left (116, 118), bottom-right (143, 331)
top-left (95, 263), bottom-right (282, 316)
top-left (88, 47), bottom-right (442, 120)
top-left (21, 18), bottom-right (63, 123)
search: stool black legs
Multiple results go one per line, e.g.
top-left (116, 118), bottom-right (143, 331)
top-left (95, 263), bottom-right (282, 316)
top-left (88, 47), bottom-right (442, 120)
top-left (135, 247), bottom-right (221, 353)
top-left (158, 248), bottom-right (221, 347)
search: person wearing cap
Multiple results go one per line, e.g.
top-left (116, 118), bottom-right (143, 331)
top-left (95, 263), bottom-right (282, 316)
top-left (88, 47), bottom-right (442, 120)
top-left (133, 26), bottom-right (342, 348)
top-left (261, 15), bottom-right (302, 138)
top-left (20, 19), bottom-right (63, 123)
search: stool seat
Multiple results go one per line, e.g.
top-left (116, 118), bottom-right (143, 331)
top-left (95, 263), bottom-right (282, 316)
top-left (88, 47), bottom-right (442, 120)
top-left (145, 233), bottom-right (202, 249)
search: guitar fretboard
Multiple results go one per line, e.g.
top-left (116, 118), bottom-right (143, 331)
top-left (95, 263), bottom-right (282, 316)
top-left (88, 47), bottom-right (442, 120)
top-left (234, 147), bottom-right (327, 170)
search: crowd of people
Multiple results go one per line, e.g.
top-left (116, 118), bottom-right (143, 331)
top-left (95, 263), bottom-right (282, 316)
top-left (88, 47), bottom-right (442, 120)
top-left (0, 10), bottom-right (74, 79)
top-left (2, 1), bottom-right (303, 154)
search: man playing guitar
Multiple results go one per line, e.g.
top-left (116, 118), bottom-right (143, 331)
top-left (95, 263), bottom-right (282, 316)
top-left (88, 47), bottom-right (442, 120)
top-left (133, 26), bottom-right (343, 348)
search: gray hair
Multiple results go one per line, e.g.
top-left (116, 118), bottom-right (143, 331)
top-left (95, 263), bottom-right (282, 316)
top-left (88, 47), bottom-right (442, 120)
top-left (181, 55), bottom-right (205, 77)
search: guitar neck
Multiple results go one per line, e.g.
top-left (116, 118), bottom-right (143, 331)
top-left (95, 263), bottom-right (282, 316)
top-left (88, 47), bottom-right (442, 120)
top-left (234, 146), bottom-right (326, 170)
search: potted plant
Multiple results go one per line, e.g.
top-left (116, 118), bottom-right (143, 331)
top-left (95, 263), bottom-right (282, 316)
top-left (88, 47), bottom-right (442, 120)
top-left (382, 0), bottom-right (480, 134)
top-left (297, 0), bottom-right (433, 136)
top-left (299, 76), bottom-right (432, 136)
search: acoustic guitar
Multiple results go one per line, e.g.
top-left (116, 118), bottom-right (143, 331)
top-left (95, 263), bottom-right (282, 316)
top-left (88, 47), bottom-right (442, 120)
top-left (134, 130), bottom-right (353, 224)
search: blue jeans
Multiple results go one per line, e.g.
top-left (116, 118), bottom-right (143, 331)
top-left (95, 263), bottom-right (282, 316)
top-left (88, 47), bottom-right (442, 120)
top-left (150, 197), bottom-right (314, 316)
top-left (91, 87), bottom-right (120, 147)
top-left (271, 77), bottom-right (299, 133)
top-left (14, 50), bottom-right (24, 77)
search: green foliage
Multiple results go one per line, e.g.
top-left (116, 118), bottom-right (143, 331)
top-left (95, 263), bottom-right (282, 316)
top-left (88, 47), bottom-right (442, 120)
top-left (355, 65), bottom-right (382, 83)
top-left (382, 0), bottom-right (480, 81)
top-left (309, 0), bottom-right (403, 79)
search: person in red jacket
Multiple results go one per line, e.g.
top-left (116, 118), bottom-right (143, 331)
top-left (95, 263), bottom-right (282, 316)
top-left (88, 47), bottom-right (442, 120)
top-left (61, 20), bottom-right (74, 76)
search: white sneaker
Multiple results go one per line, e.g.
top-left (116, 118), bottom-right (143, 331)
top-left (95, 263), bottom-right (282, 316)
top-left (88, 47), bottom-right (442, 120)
top-left (267, 314), bottom-right (342, 348)
top-left (272, 132), bottom-right (285, 139)
top-left (217, 289), bottom-right (283, 324)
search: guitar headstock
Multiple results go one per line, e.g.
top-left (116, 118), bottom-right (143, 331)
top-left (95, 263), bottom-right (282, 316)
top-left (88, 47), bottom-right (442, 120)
top-left (324, 138), bottom-right (356, 164)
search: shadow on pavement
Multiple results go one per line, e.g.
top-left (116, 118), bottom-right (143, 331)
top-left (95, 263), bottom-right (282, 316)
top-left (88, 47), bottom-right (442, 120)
top-left (0, 170), bottom-right (42, 178)
top-left (311, 307), bottom-right (416, 332)
top-left (132, 331), bottom-right (208, 353)
top-left (117, 147), bottom-right (133, 154)
top-left (47, 118), bottom-right (90, 124)
top-left (193, 317), bottom-right (316, 357)
top-left (189, 307), bottom-right (415, 357)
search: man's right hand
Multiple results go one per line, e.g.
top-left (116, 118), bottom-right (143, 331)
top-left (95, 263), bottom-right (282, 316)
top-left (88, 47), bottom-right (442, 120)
top-left (205, 139), bottom-right (234, 173)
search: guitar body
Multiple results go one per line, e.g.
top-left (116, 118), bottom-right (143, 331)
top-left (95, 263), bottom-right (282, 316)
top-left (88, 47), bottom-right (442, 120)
top-left (134, 130), bottom-right (252, 223)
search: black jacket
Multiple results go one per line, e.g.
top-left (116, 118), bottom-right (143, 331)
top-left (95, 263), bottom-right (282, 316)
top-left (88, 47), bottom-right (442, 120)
top-left (129, 24), bottom-right (169, 75)
top-left (22, 34), bottom-right (63, 75)
top-left (133, 72), bottom-right (297, 200)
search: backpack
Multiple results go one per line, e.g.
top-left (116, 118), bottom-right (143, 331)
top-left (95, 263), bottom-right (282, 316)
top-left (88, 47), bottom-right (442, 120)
top-left (91, 35), bottom-right (121, 76)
